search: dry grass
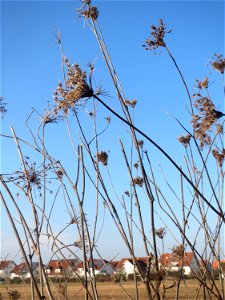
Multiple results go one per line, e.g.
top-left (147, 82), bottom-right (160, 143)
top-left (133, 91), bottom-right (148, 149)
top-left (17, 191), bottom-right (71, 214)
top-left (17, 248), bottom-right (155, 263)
top-left (0, 280), bottom-right (222, 299)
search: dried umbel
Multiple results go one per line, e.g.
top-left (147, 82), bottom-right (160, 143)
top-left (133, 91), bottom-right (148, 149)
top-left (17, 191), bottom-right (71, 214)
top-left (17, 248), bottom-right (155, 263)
top-left (212, 149), bottom-right (225, 167)
top-left (211, 54), bottom-right (225, 74)
top-left (137, 140), bottom-right (144, 148)
top-left (192, 94), bottom-right (223, 148)
top-left (8, 291), bottom-right (20, 300)
top-left (125, 99), bottom-right (138, 108)
top-left (6, 157), bottom-right (51, 192)
top-left (143, 19), bottom-right (171, 51)
top-left (80, 6), bottom-right (99, 20)
top-left (177, 134), bottom-right (191, 148)
top-left (171, 244), bottom-right (184, 259)
top-left (133, 176), bottom-right (143, 187)
top-left (97, 151), bottom-right (108, 165)
top-left (53, 64), bottom-right (93, 115)
top-left (155, 227), bottom-right (166, 239)
top-left (196, 77), bottom-right (209, 89)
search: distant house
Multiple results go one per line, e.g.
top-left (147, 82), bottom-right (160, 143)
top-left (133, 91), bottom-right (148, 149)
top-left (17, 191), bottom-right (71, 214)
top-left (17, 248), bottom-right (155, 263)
top-left (160, 252), bottom-right (199, 276)
top-left (212, 260), bottom-right (225, 271)
top-left (75, 259), bottom-right (114, 277)
top-left (46, 259), bottom-right (77, 277)
top-left (0, 260), bottom-right (17, 279)
top-left (10, 262), bottom-right (40, 279)
top-left (115, 257), bottom-right (150, 278)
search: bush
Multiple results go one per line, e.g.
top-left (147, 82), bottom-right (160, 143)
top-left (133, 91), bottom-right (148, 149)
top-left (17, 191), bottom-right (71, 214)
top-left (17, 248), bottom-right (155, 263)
top-left (10, 277), bottom-right (22, 284)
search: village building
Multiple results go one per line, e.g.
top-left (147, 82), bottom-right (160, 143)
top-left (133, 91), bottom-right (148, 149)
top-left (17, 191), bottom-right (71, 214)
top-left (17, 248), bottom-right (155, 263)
top-left (0, 260), bottom-right (17, 279)
top-left (10, 262), bottom-right (40, 279)
top-left (75, 259), bottom-right (115, 277)
top-left (115, 257), bottom-right (150, 278)
top-left (160, 252), bottom-right (200, 277)
top-left (46, 259), bottom-right (77, 277)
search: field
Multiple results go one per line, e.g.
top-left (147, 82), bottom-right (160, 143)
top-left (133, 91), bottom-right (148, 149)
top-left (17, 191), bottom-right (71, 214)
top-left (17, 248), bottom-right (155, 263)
top-left (0, 280), bottom-right (223, 299)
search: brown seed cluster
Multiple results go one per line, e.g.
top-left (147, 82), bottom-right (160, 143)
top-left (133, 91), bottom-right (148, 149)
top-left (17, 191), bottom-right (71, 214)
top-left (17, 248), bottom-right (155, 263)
top-left (211, 54), bottom-right (225, 74)
top-left (143, 19), bottom-right (171, 51)
top-left (192, 94), bottom-right (220, 148)
top-left (196, 77), bottom-right (209, 89)
top-left (97, 151), bottom-right (108, 165)
top-left (125, 99), bottom-right (138, 108)
top-left (81, 6), bottom-right (99, 20)
top-left (137, 140), bottom-right (144, 148)
top-left (177, 134), bottom-right (191, 148)
top-left (133, 176), bottom-right (143, 187)
top-left (212, 149), bottom-right (225, 167)
top-left (155, 227), bottom-right (166, 239)
top-left (171, 244), bottom-right (184, 260)
top-left (53, 64), bottom-right (93, 114)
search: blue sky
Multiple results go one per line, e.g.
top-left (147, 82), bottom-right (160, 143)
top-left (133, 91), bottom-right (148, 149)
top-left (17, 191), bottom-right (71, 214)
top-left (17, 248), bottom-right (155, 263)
top-left (1, 1), bottom-right (224, 263)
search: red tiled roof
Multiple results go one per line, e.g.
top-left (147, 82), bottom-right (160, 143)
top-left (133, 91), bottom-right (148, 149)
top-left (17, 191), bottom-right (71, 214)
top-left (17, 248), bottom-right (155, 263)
top-left (11, 262), bottom-right (39, 275)
top-left (160, 252), bottom-right (195, 267)
top-left (74, 259), bottom-right (109, 271)
top-left (46, 259), bottom-right (77, 275)
top-left (212, 260), bottom-right (225, 269)
top-left (0, 261), bottom-right (11, 270)
top-left (115, 257), bottom-right (149, 270)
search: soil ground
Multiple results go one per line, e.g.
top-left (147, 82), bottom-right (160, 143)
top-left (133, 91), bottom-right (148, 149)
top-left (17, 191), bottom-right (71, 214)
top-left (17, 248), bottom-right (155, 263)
top-left (0, 279), bottom-right (223, 299)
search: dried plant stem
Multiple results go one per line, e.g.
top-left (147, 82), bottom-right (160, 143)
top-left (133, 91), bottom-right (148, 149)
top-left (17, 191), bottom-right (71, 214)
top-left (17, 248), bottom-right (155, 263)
top-left (93, 94), bottom-right (224, 221)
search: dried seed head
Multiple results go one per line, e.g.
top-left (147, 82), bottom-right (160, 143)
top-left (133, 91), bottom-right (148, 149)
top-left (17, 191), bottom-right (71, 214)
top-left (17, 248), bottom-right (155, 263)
top-left (212, 149), bottom-right (225, 167)
top-left (53, 64), bottom-right (93, 115)
top-left (192, 95), bottom-right (222, 148)
top-left (97, 151), bottom-right (108, 165)
top-left (124, 190), bottom-right (130, 197)
top-left (211, 54), bottom-right (225, 73)
top-left (137, 140), bottom-right (144, 148)
top-left (196, 77), bottom-right (209, 89)
top-left (81, 6), bottom-right (99, 20)
top-left (177, 134), bottom-right (191, 148)
top-left (172, 244), bottom-right (184, 259)
top-left (134, 162), bottom-right (139, 169)
top-left (125, 99), bottom-right (138, 108)
top-left (155, 227), bottom-right (166, 239)
top-left (143, 19), bottom-right (171, 51)
top-left (216, 124), bottom-right (223, 134)
top-left (133, 176), bottom-right (143, 187)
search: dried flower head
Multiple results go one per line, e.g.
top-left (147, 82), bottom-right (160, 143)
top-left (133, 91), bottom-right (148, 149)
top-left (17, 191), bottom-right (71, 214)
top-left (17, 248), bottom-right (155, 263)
top-left (53, 64), bottom-right (93, 115)
top-left (56, 169), bottom-right (64, 179)
top-left (105, 116), bottom-right (111, 124)
top-left (133, 176), bottom-right (143, 187)
top-left (192, 94), bottom-right (223, 148)
top-left (212, 149), bottom-right (225, 167)
top-left (155, 227), bottom-right (166, 239)
top-left (124, 190), bottom-right (130, 197)
top-left (80, 6), bottom-right (99, 20)
top-left (125, 99), bottom-right (138, 108)
top-left (134, 162), bottom-right (139, 169)
top-left (137, 140), bottom-right (144, 148)
top-left (8, 290), bottom-right (20, 300)
top-left (143, 19), bottom-right (171, 51)
top-left (177, 134), bottom-right (191, 148)
top-left (5, 157), bottom-right (51, 193)
top-left (171, 244), bottom-right (184, 259)
top-left (216, 124), bottom-right (223, 134)
top-left (211, 54), bottom-right (225, 73)
top-left (97, 151), bottom-right (108, 165)
top-left (196, 77), bottom-right (209, 89)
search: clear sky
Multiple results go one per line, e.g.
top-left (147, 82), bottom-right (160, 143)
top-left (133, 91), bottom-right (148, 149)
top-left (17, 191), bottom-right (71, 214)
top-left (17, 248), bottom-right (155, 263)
top-left (1, 1), bottom-right (224, 263)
